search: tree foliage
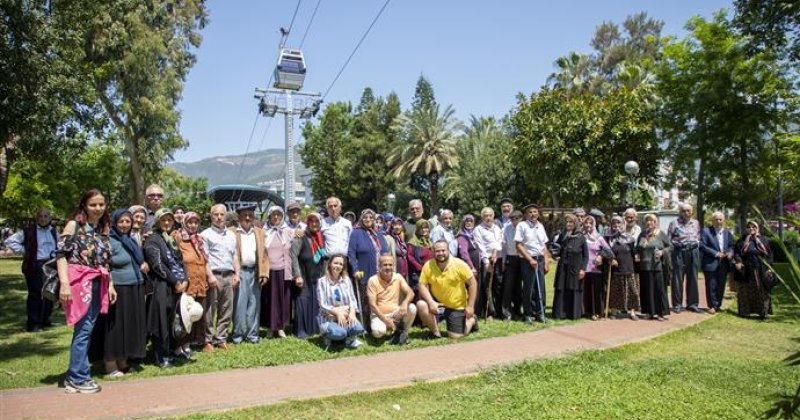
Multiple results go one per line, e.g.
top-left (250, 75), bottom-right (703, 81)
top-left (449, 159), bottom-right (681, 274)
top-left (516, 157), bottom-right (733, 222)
top-left (734, 0), bottom-right (800, 65)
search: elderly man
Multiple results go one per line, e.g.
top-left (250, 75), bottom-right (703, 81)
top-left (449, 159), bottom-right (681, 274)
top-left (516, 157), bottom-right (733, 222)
top-left (430, 209), bottom-right (458, 256)
top-left (230, 205), bottom-right (268, 344)
top-left (501, 210), bottom-right (524, 320)
top-left (516, 204), bottom-right (551, 324)
top-left (574, 207), bottom-right (587, 227)
top-left (417, 241), bottom-right (478, 339)
top-left (143, 184), bottom-right (165, 232)
top-left (404, 199), bottom-right (436, 239)
top-left (284, 202), bottom-right (306, 238)
top-left (200, 204), bottom-right (240, 351)
top-left (474, 207), bottom-right (503, 319)
top-left (496, 198), bottom-right (514, 228)
top-left (623, 208), bottom-right (642, 240)
top-left (668, 203), bottom-right (701, 313)
top-left (4, 208), bottom-right (59, 332)
top-left (699, 211), bottom-right (734, 313)
top-left (367, 255), bottom-right (417, 344)
top-left (320, 196), bottom-right (352, 258)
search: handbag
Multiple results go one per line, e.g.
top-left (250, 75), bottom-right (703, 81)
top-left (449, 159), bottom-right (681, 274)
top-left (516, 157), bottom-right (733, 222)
top-left (762, 269), bottom-right (777, 291)
top-left (41, 258), bottom-right (60, 302)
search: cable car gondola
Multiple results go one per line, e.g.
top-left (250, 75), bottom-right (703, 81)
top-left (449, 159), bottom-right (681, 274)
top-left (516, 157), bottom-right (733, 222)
top-left (273, 48), bottom-right (306, 91)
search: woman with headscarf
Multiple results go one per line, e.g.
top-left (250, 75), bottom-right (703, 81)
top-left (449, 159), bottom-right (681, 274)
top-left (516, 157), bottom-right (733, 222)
top-left (173, 212), bottom-right (215, 350)
top-left (582, 215), bottom-right (614, 321)
top-left (551, 214), bottom-right (588, 320)
top-left (128, 205), bottom-right (148, 247)
top-left (390, 219), bottom-right (409, 279)
top-left (57, 189), bottom-right (114, 394)
top-left (407, 218), bottom-right (434, 294)
top-left (103, 209), bottom-right (149, 377)
top-left (605, 215), bottom-right (640, 320)
top-left (380, 213), bottom-right (396, 258)
top-left (290, 212), bottom-right (325, 338)
top-left (457, 214), bottom-right (480, 279)
top-left (733, 220), bottom-right (773, 319)
top-left (348, 209), bottom-right (389, 324)
top-left (636, 213), bottom-right (671, 321)
top-left (143, 208), bottom-right (187, 368)
top-left (172, 205), bottom-right (186, 230)
top-left (263, 205), bottom-right (294, 338)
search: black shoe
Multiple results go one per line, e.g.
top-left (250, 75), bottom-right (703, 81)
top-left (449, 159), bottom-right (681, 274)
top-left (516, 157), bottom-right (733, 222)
top-left (471, 316), bottom-right (480, 333)
top-left (423, 332), bottom-right (442, 341)
top-left (524, 316), bottom-right (534, 325)
top-left (687, 306), bottom-right (701, 313)
top-left (397, 330), bottom-right (409, 345)
top-left (672, 306), bottom-right (683, 314)
top-left (158, 361), bottom-right (175, 369)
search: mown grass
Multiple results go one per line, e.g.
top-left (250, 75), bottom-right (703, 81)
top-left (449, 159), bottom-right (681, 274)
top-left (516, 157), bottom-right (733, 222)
top-left (0, 258), bottom-right (567, 390)
top-left (182, 287), bottom-right (800, 420)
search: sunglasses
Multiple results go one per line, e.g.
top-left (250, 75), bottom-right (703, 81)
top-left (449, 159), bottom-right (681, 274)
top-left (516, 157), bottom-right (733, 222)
top-left (148, 194), bottom-right (164, 199)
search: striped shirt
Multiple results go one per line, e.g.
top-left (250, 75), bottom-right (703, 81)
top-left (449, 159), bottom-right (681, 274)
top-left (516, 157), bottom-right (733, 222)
top-left (316, 274), bottom-right (359, 327)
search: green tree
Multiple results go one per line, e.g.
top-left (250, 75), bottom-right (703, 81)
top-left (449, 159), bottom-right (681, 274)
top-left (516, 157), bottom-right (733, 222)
top-left (155, 167), bottom-right (213, 219)
top-left (411, 74), bottom-right (437, 111)
top-left (657, 12), bottom-right (797, 227)
top-left (734, 0), bottom-right (800, 64)
top-left (299, 102), bottom-right (354, 206)
top-left (389, 104), bottom-right (462, 215)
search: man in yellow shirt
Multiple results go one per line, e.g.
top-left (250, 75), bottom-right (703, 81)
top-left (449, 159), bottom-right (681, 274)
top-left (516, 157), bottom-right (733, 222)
top-left (367, 255), bottom-right (417, 345)
top-left (417, 241), bottom-right (478, 338)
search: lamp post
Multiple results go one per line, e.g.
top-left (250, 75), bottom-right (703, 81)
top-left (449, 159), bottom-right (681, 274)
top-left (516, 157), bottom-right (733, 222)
top-left (624, 161), bottom-right (640, 208)
top-left (387, 193), bottom-right (396, 214)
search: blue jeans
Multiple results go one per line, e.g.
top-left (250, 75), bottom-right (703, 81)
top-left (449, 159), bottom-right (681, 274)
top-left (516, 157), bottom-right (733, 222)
top-left (233, 268), bottom-right (261, 343)
top-left (66, 279), bottom-right (101, 383)
top-left (321, 320), bottom-right (364, 342)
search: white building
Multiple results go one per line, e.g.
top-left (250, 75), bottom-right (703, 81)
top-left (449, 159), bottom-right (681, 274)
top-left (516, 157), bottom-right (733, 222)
top-left (258, 179), bottom-right (307, 204)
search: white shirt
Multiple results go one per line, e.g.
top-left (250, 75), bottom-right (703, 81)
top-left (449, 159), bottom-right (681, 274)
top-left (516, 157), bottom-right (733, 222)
top-left (236, 225), bottom-right (258, 267)
top-left (200, 225), bottom-right (237, 272)
top-left (474, 222), bottom-right (503, 264)
top-left (716, 228), bottom-right (726, 252)
top-left (515, 219), bottom-right (548, 257)
top-left (321, 216), bottom-right (352, 257)
top-left (501, 223), bottom-right (518, 258)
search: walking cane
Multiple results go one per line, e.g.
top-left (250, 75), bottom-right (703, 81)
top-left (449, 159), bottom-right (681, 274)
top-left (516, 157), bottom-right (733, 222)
top-left (605, 266), bottom-right (612, 318)
top-left (534, 263), bottom-right (546, 323)
top-left (485, 267), bottom-right (495, 319)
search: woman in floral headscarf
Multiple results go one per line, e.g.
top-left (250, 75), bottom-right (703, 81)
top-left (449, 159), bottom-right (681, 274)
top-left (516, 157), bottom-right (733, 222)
top-left (733, 220), bottom-right (773, 319)
top-left (605, 215), bottom-right (640, 320)
top-left (290, 212), bottom-right (325, 338)
top-left (457, 214), bottom-right (480, 279)
top-left (407, 218), bottom-right (434, 293)
top-left (173, 212), bottom-right (216, 349)
top-left (263, 206), bottom-right (294, 338)
top-left (390, 219), bottom-right (409, 279)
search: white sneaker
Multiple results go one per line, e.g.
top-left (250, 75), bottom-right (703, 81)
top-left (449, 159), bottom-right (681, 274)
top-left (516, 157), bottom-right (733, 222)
top-left (345, 337), bottom-right (362, 349)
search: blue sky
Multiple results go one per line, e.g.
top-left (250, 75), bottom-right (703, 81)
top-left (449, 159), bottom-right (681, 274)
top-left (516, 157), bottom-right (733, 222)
top-left (176, 0), bottom-right (733, 163)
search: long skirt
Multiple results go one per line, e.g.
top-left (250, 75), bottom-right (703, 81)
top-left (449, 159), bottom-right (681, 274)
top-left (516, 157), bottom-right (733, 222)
top-left (104, 284), bottom-right (147, 361)
top-left (583, 272), bottom-right (606, 317)
top-left (736, 278), bottom-right (771, 318)
top-left (552, 288), bottom-right (583, 320)
top-left (267, 269), bottom-right (291, 331)
top-left (640, 271), bottom-right (669, 317)
top-left (608, 273), bottom-right (640, 313)
top-left (293, 279), bottom-right (320, 338)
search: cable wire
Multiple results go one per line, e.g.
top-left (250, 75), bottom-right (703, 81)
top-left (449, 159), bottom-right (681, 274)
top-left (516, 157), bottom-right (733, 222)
top-left (299, 0), bottom-right (322, 49)
top-left (322, 0), bottom-right (391, 100)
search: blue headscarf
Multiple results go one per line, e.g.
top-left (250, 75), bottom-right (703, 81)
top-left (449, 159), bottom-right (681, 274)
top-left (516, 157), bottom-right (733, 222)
top-left (110, 209), bottom-right (145, 279)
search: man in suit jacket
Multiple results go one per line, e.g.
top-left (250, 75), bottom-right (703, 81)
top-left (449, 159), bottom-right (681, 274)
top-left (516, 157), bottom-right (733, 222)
top-left (699, 211), bottom-right (734, 313)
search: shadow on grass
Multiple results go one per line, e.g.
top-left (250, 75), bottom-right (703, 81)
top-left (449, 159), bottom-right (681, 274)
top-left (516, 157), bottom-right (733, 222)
top-left (0, 267), bottom-right (29, 336)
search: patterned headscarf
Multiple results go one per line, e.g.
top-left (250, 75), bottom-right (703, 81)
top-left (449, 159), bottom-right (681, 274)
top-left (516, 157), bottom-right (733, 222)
top-left (742, 220), bottom-right (769, 255)
top-left (179, 212), bottom-right (206, 259)
top-left (408, 219), bottom-right (432, 249)
top-left (457, 214), bottom-right (478, 250)
top-left (306, 212), bottom-right (325, 263)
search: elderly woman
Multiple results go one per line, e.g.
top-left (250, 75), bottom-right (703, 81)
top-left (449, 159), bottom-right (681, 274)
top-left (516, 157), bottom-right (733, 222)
top-left (316, 254), bottom-right (364, 349)
top-left (173, 212), bottom-right (215, 350)
top-left (263, 205), bottom-right (294, 338)
top-left (636, 214), bottom-right (671, 321)
top-left (606, 215), bottom-right (640, 320)
top-left (457, 214), bottom-right (480, 278)
top-left (291, 212), bottom-right (325, 338)
top-left (390, 219), bottom-right (409, 279)
top-left (57, 189), bottom-right (114, 394)
top-left (143, 208), bottom-right (187, 368)
top-left (407, 219), bottom-right (434, 293)
top-left (583, 216), bottom-right (614, 320)
top-left (103, 209), bottom-right (149, 378)
top-left (551, 214), bottom-right (588, 320)
top-left (733, 221), bottom-right (773, 319)
top-left (348, 209), bottom-right (389, 324)
top-left (128, 205), bottom-right (148, 246)
top-left (379, 213), bottom-right (396, 257)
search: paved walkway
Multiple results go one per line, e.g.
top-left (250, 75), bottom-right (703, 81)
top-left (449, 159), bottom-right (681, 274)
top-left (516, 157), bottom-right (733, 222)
top-left (0, 308), bottom-right (711, 419)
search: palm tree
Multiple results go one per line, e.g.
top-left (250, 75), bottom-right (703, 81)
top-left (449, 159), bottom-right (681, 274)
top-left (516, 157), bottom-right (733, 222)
top-left (389, 104), bottom-right (463, 215)
top-left (547, 51), bottom-right (592, 92)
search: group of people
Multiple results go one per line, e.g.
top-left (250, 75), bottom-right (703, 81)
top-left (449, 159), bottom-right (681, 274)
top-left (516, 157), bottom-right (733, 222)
top-left (4, 186), bottom-right (775, 394)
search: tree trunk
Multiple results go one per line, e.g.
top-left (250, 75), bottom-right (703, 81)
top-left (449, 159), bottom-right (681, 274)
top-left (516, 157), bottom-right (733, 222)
top-left (696, 156), bottom-right (705, 229)
top-left (125, 136), bottom-right (146, 205)
top-left (0, 135), bottom-right (18, 197)
top-left (429, 171), bottom-right (440, 216)
top-left (737, 139), bottom-right (750, 235)
top-left (550, 191), bottom-right (560, 209)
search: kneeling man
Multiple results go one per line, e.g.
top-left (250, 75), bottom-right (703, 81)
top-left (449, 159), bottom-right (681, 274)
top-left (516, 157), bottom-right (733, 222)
top-left (417, 241), bottom-right (478, 339)
top-left (367, 255), bottom-right (416, 344)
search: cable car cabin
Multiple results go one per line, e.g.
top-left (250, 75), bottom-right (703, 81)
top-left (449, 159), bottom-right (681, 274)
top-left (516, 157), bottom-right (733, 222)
top-left (273, 49), bottom-right (307, 91)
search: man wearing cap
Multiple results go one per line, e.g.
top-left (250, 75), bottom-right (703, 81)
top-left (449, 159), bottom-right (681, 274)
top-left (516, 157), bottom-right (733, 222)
top-left (200, 204), bottom-right (240, 351)
top-left (230, 205), bottom-right (268, 344)
top-left (668, 203), bottom-right (701, 313)
top-left (515, 204), bottom-right (551, 323)
top-left (4, 208), bottom-right (59, 331)
top-left (496, 198), bottom-right (514, 229)
top-left (367, 255), bottom-right (416, 344)
top-left (321, 197), bottom-right (352, 258)
top-left (417, 241), bottom-right (478, 339)
top-left (430, 209), bottom-right (458, 256)
top-left (284, 202), bottom-right (306, 238)
top-left (143, 184), bottom-right (165, 232)
top-left (500, 210), bottom-right (524, 321)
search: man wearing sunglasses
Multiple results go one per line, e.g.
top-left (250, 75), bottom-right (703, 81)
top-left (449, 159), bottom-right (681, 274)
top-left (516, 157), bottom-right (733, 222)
top-left (143, 184), bottom-right (166, 233)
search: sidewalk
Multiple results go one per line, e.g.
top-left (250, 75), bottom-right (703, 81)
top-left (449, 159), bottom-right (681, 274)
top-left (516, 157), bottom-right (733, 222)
top-left (0, 309), bottom-right (710, 419)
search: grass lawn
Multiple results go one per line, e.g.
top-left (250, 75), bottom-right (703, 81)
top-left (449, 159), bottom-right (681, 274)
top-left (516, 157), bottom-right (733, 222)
top-left (182, 288), bottom-right (800, 420)
top-left (0, 258), bottom-right (566, 390)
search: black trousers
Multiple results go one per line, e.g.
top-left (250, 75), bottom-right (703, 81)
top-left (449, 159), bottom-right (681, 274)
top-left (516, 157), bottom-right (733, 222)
top-left (501, 255), bottom-right (522, 318)
top-left (26, 260), bottom-right (53, 330)
top-left (671, 247), bottom-right (699, 309)
top-left (478, 261), bottom-right (503, 318)
top-left (521, 256), bottom-right (546, 318)
top-left (703, 265), bottom-right (729, 310)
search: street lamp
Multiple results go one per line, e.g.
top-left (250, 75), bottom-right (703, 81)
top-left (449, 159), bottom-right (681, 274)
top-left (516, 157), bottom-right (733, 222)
top-left (387, 193), bottom-right (396, 214)
top-left (624, 161), bottom-right (639, 208)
